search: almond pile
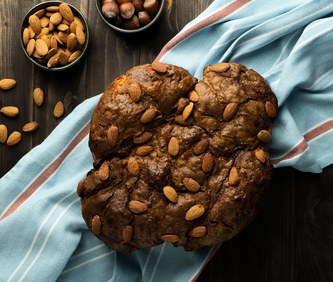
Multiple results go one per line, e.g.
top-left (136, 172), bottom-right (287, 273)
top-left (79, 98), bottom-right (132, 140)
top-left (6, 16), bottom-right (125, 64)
top-left (0, 79), bottom-right (64, 146)
top-left (101, 0), bottom-right (160, 30)
top-left (22, 3), bottom-right (86, 68)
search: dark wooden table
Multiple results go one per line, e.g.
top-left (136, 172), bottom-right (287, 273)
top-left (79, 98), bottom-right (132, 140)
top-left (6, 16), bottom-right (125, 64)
top-left (1, 1), bottom-right (332, 281)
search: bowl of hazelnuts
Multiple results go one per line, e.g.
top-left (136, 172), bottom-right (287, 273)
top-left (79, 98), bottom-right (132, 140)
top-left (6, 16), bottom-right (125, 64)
top-left (95, 0), bottom-right (165, 32)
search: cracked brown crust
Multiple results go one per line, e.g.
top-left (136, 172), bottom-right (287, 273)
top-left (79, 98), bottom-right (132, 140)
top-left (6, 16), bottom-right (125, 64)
top-left (79, 62), bottom-right (277, 253)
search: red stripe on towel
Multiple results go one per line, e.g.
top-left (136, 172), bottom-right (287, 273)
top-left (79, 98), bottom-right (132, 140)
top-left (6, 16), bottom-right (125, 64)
top-left (0, 123), bottom-right (90, 221)
top-left (271, 118), bottom-right (333, 165)
top-left (155, 0), bottom-right (252, 62)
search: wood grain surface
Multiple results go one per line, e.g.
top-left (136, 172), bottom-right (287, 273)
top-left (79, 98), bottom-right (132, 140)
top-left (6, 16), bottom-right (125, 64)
top-left (0, 1), bottom-right (332, 281)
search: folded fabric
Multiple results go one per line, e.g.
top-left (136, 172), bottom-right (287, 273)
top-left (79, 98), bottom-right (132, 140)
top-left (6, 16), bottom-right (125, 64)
top-left (1, 0), bottom-right (333, 281)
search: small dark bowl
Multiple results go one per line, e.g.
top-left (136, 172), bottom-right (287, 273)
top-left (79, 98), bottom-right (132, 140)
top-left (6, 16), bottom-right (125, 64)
top-left (95, 0), bottom-right (165, 33)
top-left (20, 1), bottom-right (89, 71)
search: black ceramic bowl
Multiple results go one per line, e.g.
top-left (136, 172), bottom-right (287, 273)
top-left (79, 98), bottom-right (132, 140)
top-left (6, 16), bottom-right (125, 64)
top-left (20, 1), bottom-right (89, 71)
top-left (95, 0), bottom-right (165, 33)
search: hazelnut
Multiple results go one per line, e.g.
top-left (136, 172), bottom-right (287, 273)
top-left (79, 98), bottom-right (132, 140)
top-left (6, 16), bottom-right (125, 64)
top-left (102, 2), bottom-right (119, 19)
top-left (138, 11), bottom-right (152, 26)
top-left (119, 2), bottom-right (135, 19)
top-left (143, 0), bottom-right (159, 16)
top-left (133, 0), bottom-right (144, 11)
top-left (116, 0), bottom-right (133, 4)
top-left (112, 14), bottom-right (124, 27)
top-left (124, 15), bottom-right (140, 29)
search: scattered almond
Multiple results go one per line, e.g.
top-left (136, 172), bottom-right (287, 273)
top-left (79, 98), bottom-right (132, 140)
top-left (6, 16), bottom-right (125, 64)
top-left (107, 126), bottom-right (118, 147)
top-left (223, 102), bottom-right (238, 121)
top-left (163, 186), bottom-right (178, 203)
top-left (183, 178), bottom-right (200, 192)
top-left (1, 106), bottom-right (19, 117)
top-left (189, 226), bottom-right (207, 238)
top-left (40, 16), bottom-right (50, 28)
top-left (141, 108), bottom-right (157, 123)
top-left (193, 139), bottom-right (209, 155)
top-left (202, 152), bottom-right (214, 172)
top-left (182, 102), bottom-right (193, 120)
top-left (127, 157), bottom-right (140, 176)
top-left (0, 124), bottom-right (8, 143)
top-left (188, 90), bottom-right (199, 102)
top-left (129, 83), bottom-right (141, 102)
top-left (168, 137), bottom-right (179, 156)
top-left (174, 115), bottom-right (193, 126)
top-left (57, 23), bottom-right (69, 32)
top-left (68, 50), bottom-right (81, 63)
top-left (160, 234), bottom-right (179, 242)
top-left (7, 131), bottom-right (21, 146)
top-left (91, 215), bottom-right (101, 235)
top-left (133, 131), bottom-right (153, 144)
top-left (0, 79), bottom-right (16, 90)
top-left (151, 61), bottom-right (167, 73)
top-left (210, 62), bottom-right (230, 72)
top-left (22, 121), bottom-right (39, 132)
top-left (136, 145), bottom-right (153, 156)
top-left (59, 51), bottom-right (69, 66)
top-left (185, 204), bottom-right (205, 221)
top-left (229, 167), bottom-right (240, 186)
top-left (257, 130), bottom-right (272, 143)
top-left (128, 200), bottom-right (147, 213)
top-left (54, 101), bottom-right (64, 118)
top-left (265, 101), bottom-right (277, 119)
top-left (50, 12), bottom-right (63, 25)
top-left (255, 148), bottom-right (266, 163)
top-left (123, 226), bottom-right (133, 243)
top-left (99, 161), bottom-right (109, 181)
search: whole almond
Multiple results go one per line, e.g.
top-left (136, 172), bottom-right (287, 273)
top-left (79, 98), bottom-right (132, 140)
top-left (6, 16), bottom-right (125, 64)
top-left (74, 16), bottom-right (85, 30)
top-left (67, 33), bottom-right (78, 52)
top-left (29, 15), bottom-right (41, 34)
top-left (168, 137), bottom-right (179, 156)
top-left (99, 161), bottom-right (109, 181)
top-left (22, 121), bottom-right (38, 132)
top-left (44, 47), bottom-right (57, 62)
top-left (0, 124), bottom-right (8, 143)
top-left (128, 200), bottom-right (147, 213)
top-left (23, 28), bottom-right (30, 46)
top-left (193, 139), bottom-right (209, 155)
top-left (1, 106), bottom-right (19, 117)
top-left (128, 157), bottom-right (140, 176)
top-left (76, 26), bottom-right (85, 45)
top-left (257, 130), bottom-right (272, 143)
top-left (229, 166), bottom-right (240, 186)
top-left (183, 178), bottom-right (200, 192)
top-left (68, 50), bottom-right (82, 63)
top-left (265, 101), bottom-right (277, 119)
top-left (91, 215), bottom-right (101, 235)
top-left (57, 23), bottom-right (69, 32)
top-left (151, 61), bottom-right (167, 73)
top-left (62, 18), bottom-right (71, 25)
top-left (41, 35), bottom-right (51, 49)
top-left (7, 131), bottom-right (21, 146)
top-left (174, 115), bottom-right (193, 126)
top-left (59, 3), bottom-right (74, 22)
top-left (54, 101), bottom-right (64, 118)
top-left (202, 152), bottom-right (214, 172)
top-left (0, 79), bottom-right (16, 90)
top-left (210, 62), bottom-right (230, 72)
top-left (107, 126), bottom-right (118, 147)
top-left (255, 148), bottom-right (266, 163)
top-left (47, 53), bottom-right (60, 68)
top-left (129, 83), bottom-right (141, 102)
top-left (188, 90), bottom-right (200, 102)
top-left (223, 102), bottom-right (238, 121)
top-left (28, 25), bottom-right (35, 38)
top-left (160, 234), bottom-right (179, 242)
top-left (35, 27), bottom-right (50, 40)
top-left (50, 12), bottom-right (63, 25)
top-left (189, 226), bottom-right (207, 238)
top-left (49, 22), bottom-right (55, 32)
top-left (40, 16), bottom-right (50, 27)
top-left (46, 6), bottom-right (60, 12)
top-left (140, 108), bottom-right (157, 123)
top-left (58, 31), bottom-right (69, 44)
top-left (34, 9), bottom-right (45, 18)
top-left (182, 102), bottom-right (193, 120)
top-left (185, 204), bottom-right (205, 221)
top-left (163, 186), bottom-right (178, 203)
top-left (26, 39), bottom-right (36, 56)
top-left (59, 51), bottom-right (69, 66)
top-left (136, 145), bottom-right (153, 156)
top-left (45, 12), bottom-right (55, 18)
top-left (70, 21), bottom-right (77, 34)
top-left (133, 131), bottom-right (153, 144)
top-left (35, 39), bottom-right (48, 57)
top-left (123, 226), bottom-right (133, 243)
top-left (50, 36), bottom-right (58, 50)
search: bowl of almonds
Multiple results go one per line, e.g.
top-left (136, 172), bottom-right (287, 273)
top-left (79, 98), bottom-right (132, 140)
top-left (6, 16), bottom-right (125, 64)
top-left (20, 1), bottom-right (89, 71)
top-left (95, 0), bottom-right (165, 33)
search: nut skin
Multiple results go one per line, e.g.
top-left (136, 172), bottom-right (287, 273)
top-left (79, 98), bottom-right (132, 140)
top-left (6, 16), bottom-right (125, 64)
top-left (138, 11), bottom-right (152, 26)
top-left (143, 0), bottom-right (160, 16)
top-left (119, 2), bottom-right (135, 19)
top-left (102, 2), bottom-right (119, 19)
top-left (133, 0), bottom-right (144, 11)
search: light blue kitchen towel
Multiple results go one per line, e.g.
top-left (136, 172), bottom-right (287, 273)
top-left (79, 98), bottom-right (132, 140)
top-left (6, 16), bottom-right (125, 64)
top-left (1, 0), bottom-right (333, 281)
